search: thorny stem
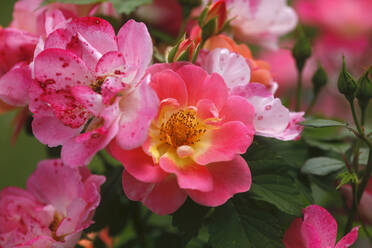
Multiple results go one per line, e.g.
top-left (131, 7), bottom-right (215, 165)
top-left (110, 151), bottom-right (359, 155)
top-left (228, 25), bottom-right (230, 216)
top-left (295, 70), bottom-right (303, 112)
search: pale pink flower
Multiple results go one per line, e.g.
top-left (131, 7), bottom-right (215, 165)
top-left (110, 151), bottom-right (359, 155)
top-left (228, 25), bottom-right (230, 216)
top-left (31, 17), bottom-right (159, 167)
top-left (283, 205), bottom-right (359, 248)
top-left (203, 0), bottom-right (297, 49)
top-left (200, 48), bottom-right (304, 140)
top-left (296, 0), bottom-right (372, 39)
top-left (0, 159), bottom-right (105, 247)
top-left (11, 0), bottom-right (117, 38)
top-left (108, 63), bottom-right (254, 215)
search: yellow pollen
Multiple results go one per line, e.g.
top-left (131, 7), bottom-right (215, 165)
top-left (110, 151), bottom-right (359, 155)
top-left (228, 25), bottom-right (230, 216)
top-left (159, 109), bottom-right (207, 147)
top-left (90, 77), bottom-right (105, 93)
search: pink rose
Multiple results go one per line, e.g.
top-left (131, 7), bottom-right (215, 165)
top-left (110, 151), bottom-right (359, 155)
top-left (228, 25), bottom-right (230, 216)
top-left (108, 63), bottom-right (255, 215)
top-left (283, 205), bottom-right (359, 248)
top-left (0, 159), bottom-right (105, 247)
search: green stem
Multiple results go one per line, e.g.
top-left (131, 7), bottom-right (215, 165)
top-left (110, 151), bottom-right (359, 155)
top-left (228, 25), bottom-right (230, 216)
top-left (357, 143), bottom-right (372, 203)
top-left (295, 70), bottom-right (303, 112)
top-left (359, 213), bottom-right (372, 243)
top-left (349, 100), bottom-right (363, 135)
top-left (361, 106), bottom-right (366, 126)
top-left (305, 92), bottom-right (319, 116)
top-left (345, 183), bottom-right (358, 234)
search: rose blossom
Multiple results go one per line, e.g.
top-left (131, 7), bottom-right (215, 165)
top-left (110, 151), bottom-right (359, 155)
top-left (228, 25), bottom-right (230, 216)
top-left (283, 205), bottom-right (359, 248)
top-left (200, 48), bottom-right (304, 140)
top-left (203, 0), bottom-right (298, 49)
top-left (30, 17), bottom-right (159, 167)
top-left (0, 159), bottom-right (105, 247)
top-left (108, 63), bottom-right (254, 215)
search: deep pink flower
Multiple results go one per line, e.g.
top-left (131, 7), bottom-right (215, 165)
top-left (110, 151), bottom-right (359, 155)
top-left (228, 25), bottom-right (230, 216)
top-left (0, 159), bottom-right (105, 247)
top-left (108, 63), bottom-right (254, 215)
top-left (341, 177), bottom-right (372, 225)
top-left (200, 48), bottom-right (304, 140)
top-left (135, 0), bottom-right (183, 36)
top-left (203, 0), bottom-right (297, 49)
top-left (30, 17), bottom-right (159, 167)
top-left (283, 205), bottom-right (359, 248)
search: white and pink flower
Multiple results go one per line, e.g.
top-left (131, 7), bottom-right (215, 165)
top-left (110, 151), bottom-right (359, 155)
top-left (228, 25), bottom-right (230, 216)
top-left (0, 159), bottom-right (105, 247)
top-left (203, 0), bottom-right (298, 49)
top-left (30, 17), bottom-right (159, 167)
top-left (200, 48), bottom-right (304, 141)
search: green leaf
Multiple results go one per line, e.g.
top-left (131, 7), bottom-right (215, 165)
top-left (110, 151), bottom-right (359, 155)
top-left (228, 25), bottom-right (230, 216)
top-left (243, 137), bottom-right (312, 216)
top-left (110, 0), bottom-right (152, 15)
top-left (172, 199), bottom-right (210, 246)
top-left (300, 119), bottom-right (346, 128)
top-left (303, 138), bottom-right (350, 154)
top-left (301, 157), bottom-right (345, 176)
top-left (336, 171), bottom-right (359, 190)
top-left (208, 199), bottom-right (286, 248)
top-left (43, 0), bottom-right (105, 4)
top-left (249, 174), bottom-right (311, 216)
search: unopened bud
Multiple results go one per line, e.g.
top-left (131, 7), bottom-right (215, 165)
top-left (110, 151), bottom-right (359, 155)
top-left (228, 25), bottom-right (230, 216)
top-left (312, 63), bottom-right (328, 95)
top-left (199, 0), bottom-right (227, 40)
top-left (337, 56), bottom-right (357, 102)
top-left (292, 28), bottom-right (312, 72)
top-left (356, 67), bottom-right (372, 110)
top-left (167, 36), bottom-right (200, 62)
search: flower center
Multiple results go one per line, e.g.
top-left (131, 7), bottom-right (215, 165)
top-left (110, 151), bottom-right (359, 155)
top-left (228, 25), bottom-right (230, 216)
top-left (90, 77), bottom-right (105, 93)
top-left (159, 109), bottom-right (206, 147)
top-left (49, 212), bottom-right (65, 242)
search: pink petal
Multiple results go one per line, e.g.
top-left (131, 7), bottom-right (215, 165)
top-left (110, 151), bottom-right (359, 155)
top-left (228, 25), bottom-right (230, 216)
top-left (186, 156), bottom-right (251, 207)
top-left (275, 112), bottom-right (305, 141)
top-left (176, 65), bottom-right (228, 109)
top-left (71, 85), bottom-right (104, 116)
top-left (26, 159), bottom-right (84, 214)
top-left (115, 77), bottom-right (159, 150)
top-left (32, 114), bottom-right (82, 147)
top-left (149, 69), bottom-right (188, 106)
top-left (0, 64), bottom-right (32, 106)
top-left (219, 95), bottom-right (255, 129)
top-left (34, 48), bottom-right (93, 91)
top-left (117, 20), bottom-right (153, 83)
top-left (159, 153), bottom-right (213, 192)
top-left (122, 171), bottom-right (187, 215)
top-left (96, 51), bottom-right (126, 76)
top-left (107, 142), bottom-right (168, 183)
top-left (283, 218), bottom-right (306, 248)
top-left (67, 17), bottom-right (117, 56)
top-left (301, 222), bottom-right (322, 248)
top-left (193, 121), bottom-right (253, 165)
top-left (0, 28), bottom-right (38, 74)
top-left (101, 77), bottom-right (127, 105)
top-left (196, 99), bottom-right (219, 120)
top-left (335, 226), bottom-right (359, 248)
top-left (202, 48), bottom-right (251, 88)
top-left (303, 205), bottom-right (337, 248)
top-left (61, 116), bottom-right (120, 167)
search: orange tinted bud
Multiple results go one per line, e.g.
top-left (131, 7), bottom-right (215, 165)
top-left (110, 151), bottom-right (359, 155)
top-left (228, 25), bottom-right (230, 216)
top-left (251, 69), bottom-right (272, 86)
top-left (204, 34), bottom-right (252, 59)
